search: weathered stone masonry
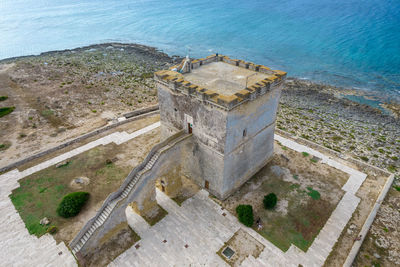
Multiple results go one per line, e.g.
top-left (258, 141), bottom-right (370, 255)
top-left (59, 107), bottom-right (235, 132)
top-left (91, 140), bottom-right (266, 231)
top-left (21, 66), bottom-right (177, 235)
top-left (155, 54), bottom-right (286, 199)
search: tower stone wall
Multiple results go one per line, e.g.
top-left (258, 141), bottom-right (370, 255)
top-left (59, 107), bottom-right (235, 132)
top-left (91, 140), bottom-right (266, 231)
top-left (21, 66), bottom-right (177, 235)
top-left (155, 55), bottom-right (286, 199)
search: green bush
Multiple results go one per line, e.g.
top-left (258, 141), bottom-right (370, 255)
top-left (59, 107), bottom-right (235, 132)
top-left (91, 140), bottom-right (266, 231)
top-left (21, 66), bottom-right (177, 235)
top-left (56, 192), bottom-right (89, 218)
top-left (236, 205), bottom-right (254, 227)
top-left (263, 193), bottom-right (278, 209)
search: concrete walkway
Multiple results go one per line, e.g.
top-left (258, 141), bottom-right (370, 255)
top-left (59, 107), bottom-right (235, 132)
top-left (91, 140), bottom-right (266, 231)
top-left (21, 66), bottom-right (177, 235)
top-left (0, 122), bottom-right (160, 267)
top-left (111, 189), bottom-right (235, 267)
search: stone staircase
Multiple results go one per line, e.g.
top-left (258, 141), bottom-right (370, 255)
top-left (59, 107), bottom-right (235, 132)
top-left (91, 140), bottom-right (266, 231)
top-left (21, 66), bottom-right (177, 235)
top-left (70, 130), bottom-right (187, 255)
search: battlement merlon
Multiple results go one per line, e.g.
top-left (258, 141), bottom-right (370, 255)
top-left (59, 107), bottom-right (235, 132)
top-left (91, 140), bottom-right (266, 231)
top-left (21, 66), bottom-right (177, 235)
top-left (154, 55), bottom-right (287, 111)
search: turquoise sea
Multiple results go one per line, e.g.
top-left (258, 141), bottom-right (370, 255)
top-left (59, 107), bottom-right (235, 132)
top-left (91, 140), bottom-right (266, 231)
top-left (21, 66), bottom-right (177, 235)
top-left (1, 0), bottom-right (399, 101)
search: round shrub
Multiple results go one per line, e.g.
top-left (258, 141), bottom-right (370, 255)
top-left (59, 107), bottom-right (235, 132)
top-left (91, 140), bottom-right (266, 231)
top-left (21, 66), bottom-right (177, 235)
top-left (263, 193), bottom-right (277, 209)
top-left (236, 204), bottom-right (254, 227)
top-left (57, 192), bottom-right (90, 218)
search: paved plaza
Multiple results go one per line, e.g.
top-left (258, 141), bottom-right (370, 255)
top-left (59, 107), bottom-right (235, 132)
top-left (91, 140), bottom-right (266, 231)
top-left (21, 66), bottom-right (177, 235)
top-left (0, 123), bottom-right (367, 266)
top-left (111, 134), bottom-right (367, 267)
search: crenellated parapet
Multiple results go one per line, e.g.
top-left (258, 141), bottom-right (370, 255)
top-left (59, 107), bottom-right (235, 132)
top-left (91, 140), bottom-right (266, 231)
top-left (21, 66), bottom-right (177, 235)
top-left (155, 55), bottom-right (287, 110)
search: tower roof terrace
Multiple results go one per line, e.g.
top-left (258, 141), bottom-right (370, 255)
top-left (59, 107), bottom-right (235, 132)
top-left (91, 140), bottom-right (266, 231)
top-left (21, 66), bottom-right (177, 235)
top-left (154, 55), bottom-right (287, 110)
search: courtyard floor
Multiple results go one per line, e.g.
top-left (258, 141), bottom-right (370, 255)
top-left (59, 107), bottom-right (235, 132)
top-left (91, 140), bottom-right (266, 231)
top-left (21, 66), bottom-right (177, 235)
top-left (0, 119), bottom-right (390, 266)
top-left (110, 134), bottom-right (370, 267)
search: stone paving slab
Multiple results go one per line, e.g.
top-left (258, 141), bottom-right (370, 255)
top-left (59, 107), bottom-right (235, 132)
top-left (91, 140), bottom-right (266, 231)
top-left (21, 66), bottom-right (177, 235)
top-left (0, 122), bottom-right (161, 267)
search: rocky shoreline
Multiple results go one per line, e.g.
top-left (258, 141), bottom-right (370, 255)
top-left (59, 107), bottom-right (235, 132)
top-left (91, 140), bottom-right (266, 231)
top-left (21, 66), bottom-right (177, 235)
top-left (0, 42), bottom-right (399, 265)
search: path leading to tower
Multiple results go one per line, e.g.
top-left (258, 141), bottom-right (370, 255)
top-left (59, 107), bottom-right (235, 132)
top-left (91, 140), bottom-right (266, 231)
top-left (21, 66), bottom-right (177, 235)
top-left (0, 121), bottom-right (160, 266)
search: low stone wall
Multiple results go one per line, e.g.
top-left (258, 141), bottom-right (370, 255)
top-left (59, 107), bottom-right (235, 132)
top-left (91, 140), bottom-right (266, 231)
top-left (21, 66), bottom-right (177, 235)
top-left (343, 173), bottom-right (395, 267)
top-left (275, 129), bottom-right (390, 176)
top-left (0, 105), bottom-right (159, 174)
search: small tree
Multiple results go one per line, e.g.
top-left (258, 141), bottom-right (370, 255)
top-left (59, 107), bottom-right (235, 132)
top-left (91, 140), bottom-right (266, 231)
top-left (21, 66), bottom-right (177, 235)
top-left (236, 204), bottom-right (254, 227)
top-left (263, 193), bottom-right (277, 209)
top-left (57, 192), bottom-right (90, 218)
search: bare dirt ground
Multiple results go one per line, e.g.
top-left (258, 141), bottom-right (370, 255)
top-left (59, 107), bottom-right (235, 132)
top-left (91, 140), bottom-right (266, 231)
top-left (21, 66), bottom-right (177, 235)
top-left (0, 43), bottom-right (175, 168)
top-left (84, 221), bottom-right (140, 267)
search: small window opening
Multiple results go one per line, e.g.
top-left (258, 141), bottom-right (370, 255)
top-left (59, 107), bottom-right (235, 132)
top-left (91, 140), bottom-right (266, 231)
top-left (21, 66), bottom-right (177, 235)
top-left (243, 129), bottom-right (247, 137)
top-left (174, 108), bottom-right (177, 112)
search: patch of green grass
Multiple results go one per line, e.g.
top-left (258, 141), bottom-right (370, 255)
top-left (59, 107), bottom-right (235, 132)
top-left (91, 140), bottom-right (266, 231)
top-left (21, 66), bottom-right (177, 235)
top-left (290, 184), bottom-right (300, 190)
top-left (387, 165), bottom-right (397, 173)
top-left (10, 145), bottom-right (130, 237)
top-left (41, 109), bottom-right (54, 117)
top-left (0, 106), bottom-right (15, 118)
top-left (359, 156), bottom-right (369, 162)
top-left (140, 72), bottom-right (153, 79)
top-left (306, 187), bottom-right (321, 200)
top-left (393, 185), bottom-right (400, 192)
top-left (332, 135), bottom-right (343, 142)
top-left (0, 96), bottom-right (8, 101)
top-left (252, 176), bottom-right (336, 252)
top-left (302, 152), bottom-right (309, 157)
top-left (38, 186), bottom-right (47, 193)
top-left (310, 158), bottom-right (318, 163)
top-left (0, 142), bottom-right (11, 151)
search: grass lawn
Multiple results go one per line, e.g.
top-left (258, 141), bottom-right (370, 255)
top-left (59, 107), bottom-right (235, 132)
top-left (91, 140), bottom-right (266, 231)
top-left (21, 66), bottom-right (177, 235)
top-left (253, 177), bottom-right (337, 252)
top-left (10, 143), bottom-right (131, 238)
top-left (0, 106), bottom-right (15, 118)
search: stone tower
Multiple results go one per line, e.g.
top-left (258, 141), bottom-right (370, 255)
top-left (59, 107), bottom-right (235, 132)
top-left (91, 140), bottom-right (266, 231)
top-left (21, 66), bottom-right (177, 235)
top-left (155, 55), bottom-right (286, 199)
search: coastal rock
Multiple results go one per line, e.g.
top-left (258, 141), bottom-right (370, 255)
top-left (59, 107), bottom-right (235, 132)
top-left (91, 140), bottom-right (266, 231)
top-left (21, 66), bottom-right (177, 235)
top-left (373, 253), bottom-right (381, 259)
top-left (39, 217), bottom-right (50, 225)
top-left (70, 177), bottom-right (90, 189)
top-left (375, 236), bottom-right (389, 249)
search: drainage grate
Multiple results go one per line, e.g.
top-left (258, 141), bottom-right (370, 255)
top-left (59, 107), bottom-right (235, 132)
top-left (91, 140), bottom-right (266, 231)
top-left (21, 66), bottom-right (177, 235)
top-left (222, 246), bottom-right (235, 259)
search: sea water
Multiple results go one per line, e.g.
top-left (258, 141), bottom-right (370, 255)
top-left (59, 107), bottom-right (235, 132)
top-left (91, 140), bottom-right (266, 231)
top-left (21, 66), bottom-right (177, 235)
top-left (0, 0), bottom-right (399, 101)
